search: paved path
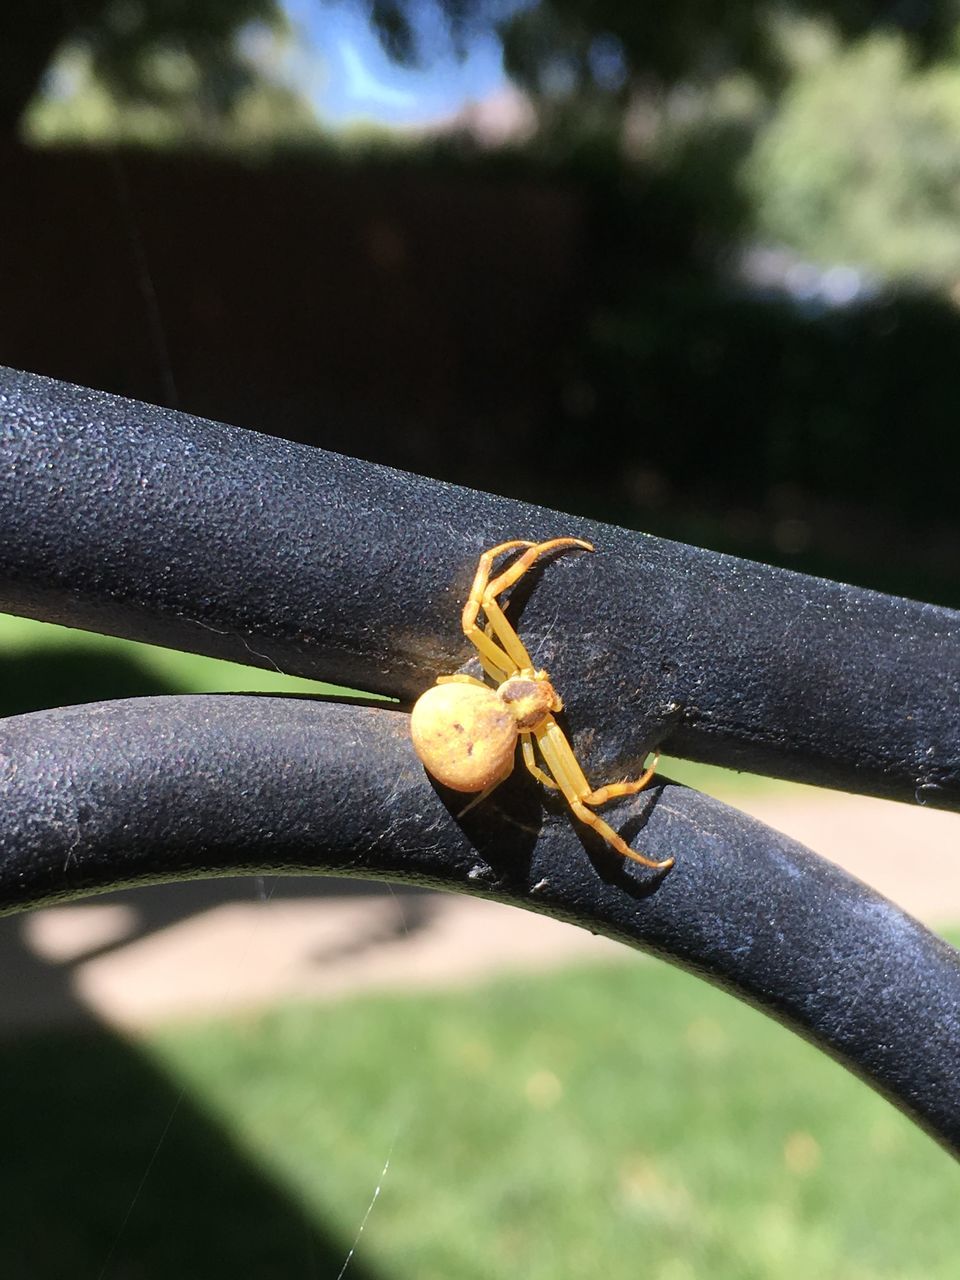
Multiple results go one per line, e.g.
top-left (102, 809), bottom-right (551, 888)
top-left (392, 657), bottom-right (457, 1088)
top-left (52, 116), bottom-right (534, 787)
top-left (4, 787), bottom-right (958, 1031)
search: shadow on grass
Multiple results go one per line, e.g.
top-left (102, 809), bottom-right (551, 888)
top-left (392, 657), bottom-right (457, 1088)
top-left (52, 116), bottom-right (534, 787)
top-left (0, 876), bottom-right (427, 1277)
top-left (0, 879), bottom-right (424, 1277)
top-left (0, 1020), bottom-right (385, 1279)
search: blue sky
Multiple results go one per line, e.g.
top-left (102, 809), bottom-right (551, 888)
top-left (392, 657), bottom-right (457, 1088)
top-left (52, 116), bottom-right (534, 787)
top-left (281, 0), bottom-right (512, 127)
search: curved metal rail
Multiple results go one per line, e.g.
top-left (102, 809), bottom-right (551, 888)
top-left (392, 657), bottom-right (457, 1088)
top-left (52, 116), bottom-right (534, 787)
top-left (1, 365), bottom-right (959, 1156)
top-left (1, 694), bottom-right (959, 1155)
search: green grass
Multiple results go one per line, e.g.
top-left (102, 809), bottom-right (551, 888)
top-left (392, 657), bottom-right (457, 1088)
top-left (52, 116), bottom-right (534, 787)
top-left (5, 944), bottom-right (957, 1279)
top-left (655, 754), bottom-right (795, 799)
top-left (150, 950), bottom-right (960, 1280)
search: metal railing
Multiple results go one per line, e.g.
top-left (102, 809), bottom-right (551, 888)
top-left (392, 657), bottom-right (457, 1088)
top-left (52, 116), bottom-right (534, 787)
top-left (2, 363), bottom-right (959, 1155)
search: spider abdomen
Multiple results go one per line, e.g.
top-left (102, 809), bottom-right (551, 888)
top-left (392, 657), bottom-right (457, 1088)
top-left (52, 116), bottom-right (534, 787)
top-left (410, 682), bottom-right (517, 793)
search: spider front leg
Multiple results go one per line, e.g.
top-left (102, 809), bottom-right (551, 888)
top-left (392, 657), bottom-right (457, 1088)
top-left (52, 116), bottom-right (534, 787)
top-left (468, 617), bottom-right (530, 685)
top-left (461, 540), bottom-right (536, 675)
top-left (581, 752), bottom-right (661, 806)
top-left (533, 717), bottom-right (673, 870)
top-left (463, 538), bottom-right (593, 675)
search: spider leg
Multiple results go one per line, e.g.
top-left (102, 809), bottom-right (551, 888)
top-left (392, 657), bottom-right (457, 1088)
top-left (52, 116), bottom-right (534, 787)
top-left (461, 540), bottom-right (536, 670)
top-left (482, 537), bottom-right (593, 607)
top-left (460, 542), bottom-right (536, 675)
top-left (456, 767), bottom-right (513, 818)
top-left (521, 733), bottom-right (560, 789)
top-left (480, 595), bottom-right (535, 671)
top-left (463, 613), bottom-right (520, 676)
top-left (466, 538), bottom-right (594, 675)
top-left (477, 620), bottom-right (512, 683)
top-left (465, 541), bottom-right (538, 619)
top-left (533, 717), bottom-right (673, 869)
top-left (441, 627), bottom-right (511, 692)
top-left (581, 752), bottom-right (660, 806)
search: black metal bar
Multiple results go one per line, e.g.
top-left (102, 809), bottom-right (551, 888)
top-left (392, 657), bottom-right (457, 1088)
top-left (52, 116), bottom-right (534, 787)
top-left (1, 693), bottom-right (958, 1156)
top-left (2, 366), bottom-right (958, 806)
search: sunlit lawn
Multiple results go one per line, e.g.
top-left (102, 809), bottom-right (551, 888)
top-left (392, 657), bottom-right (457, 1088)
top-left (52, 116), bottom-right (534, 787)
top-left (154, 952), bottom-right (960, 1280)
top-left (3, 950), bottom-right (958, 1279)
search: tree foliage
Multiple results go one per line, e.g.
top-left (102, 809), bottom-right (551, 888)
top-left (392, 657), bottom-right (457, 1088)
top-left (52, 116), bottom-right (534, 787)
top-left (367, 0), bottom-right (960, 91)
top-left (0, 0), bottom-right (282, 134)
top-left (10, 1), bottom-right (960, 278)
top-left (9, 1), bottom-right (960, 139)
top-left (747, 30), bottom-right (960, 281)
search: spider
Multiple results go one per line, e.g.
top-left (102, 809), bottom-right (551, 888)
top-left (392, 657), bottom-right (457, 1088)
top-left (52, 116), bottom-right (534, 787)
top-left (410, 538), bottom-right (674, 870)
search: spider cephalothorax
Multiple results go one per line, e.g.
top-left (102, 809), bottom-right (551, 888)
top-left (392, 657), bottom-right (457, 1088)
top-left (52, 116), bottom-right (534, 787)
top-left (410, 538), bottom-right (673, 870)
top-left (497, 672), bottom-right (562, 728)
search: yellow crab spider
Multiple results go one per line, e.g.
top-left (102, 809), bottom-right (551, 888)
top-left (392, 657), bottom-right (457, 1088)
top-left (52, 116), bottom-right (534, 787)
top-left (410, 538), bottom-right (674, 870)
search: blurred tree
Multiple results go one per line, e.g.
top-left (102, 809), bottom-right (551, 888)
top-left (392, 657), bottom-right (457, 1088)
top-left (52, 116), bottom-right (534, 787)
top-left (0, 0), bottom-right (283, 140)
top-left (22, 24), bottom-right (320, 149)
top-left (747, 29), bottom-right (960, 283)
top-left (365, 0), bottom-right (960, 96)
top-left (9, 1), bottom-right (960, 144)
top-left (357, 1), bottom-right (960, 286)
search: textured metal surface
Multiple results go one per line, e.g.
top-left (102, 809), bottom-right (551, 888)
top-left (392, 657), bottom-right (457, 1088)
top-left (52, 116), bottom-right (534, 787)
top-left (2, 364), bottom-right (959, 805)
top-left (1, 694), bottom-right (959, 1156)
top-left (2, 366), bottom-right (960, 1158)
